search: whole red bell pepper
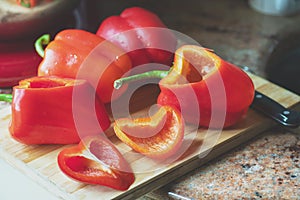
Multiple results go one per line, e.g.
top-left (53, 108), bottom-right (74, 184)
top-left (114, 45), bottom-right (255, 128)
top-left (96, 7), bottom-right (177, 67)
top-left (9, 76), bottom-right (111, 144)
top-left (0, 41), bottom-right (42, 87)
top-left (57, 135), bottom-right (135, 191)
top-left (36, 29), bottom-right (132, 103)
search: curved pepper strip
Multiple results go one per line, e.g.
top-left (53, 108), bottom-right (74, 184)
top-left (37, 29), bottom-right (132, 103)
top-left (96, 7), bottom-right (177, 67)
top-left (57, 135), bottom-right (135, 191)
top-left (9, 76), bottom-right (111, 144)
top-left (114, 45), bottom-right (255, 128)
top-left (113, 105), bottom-right (184, 160)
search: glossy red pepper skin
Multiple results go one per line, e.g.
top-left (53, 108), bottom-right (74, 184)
top-left (0, 41), bottom-right (42, 87)
top-left (96, 7), bottom-right (177, 67)
top-left (157, 45), bottom-right (255, 128)
top-left (38, 29), bottom-right (132, 103)
top-left (9, 76), bottom-right (111, 144)
top-left (57, 135), bottom-right (135, 191)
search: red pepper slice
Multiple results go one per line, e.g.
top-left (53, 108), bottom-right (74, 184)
top-left (57, 135), bottom-right (135, 191)
top-left (37, 29), bottom-right (132, 103)
top-left (96, 7), bottom-right (177, 67)
top-left (9, 76), bottom-right (111, 144)
top-left (113, 106), bottom-right (184, 159)
top-left (114, 45), bottom-right (255, 128)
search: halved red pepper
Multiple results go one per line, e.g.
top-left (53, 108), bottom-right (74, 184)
top-left (96, 6), bottom-right (177, 67)
top-left (9, 76), bottom-right (111, 144)
top-left (36, 29), bottom-right (132, 103)
top-left (114, 45), bottom-right (255, 128)
top-left (57, 135), bottom-right (135, 191)
top-left (113, 105), bottom-right (184, 159)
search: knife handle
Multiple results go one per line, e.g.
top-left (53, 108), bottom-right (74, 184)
top-left (251, 91), bottom-right (300, 128)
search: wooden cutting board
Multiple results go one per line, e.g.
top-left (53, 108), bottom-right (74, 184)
top-left (0, 73), bottom-right (299, 200)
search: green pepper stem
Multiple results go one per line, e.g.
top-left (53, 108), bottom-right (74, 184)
top-left (0, 94), bottom-right (12, 103)
top-left (20, 0), bottom-right (31, 8)
top-left (114, 69), bottom-right (170, 89)
top-left (35, 34), bottom-right (50, 58)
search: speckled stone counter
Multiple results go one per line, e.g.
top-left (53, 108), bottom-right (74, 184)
top-left (142, 128), bottom-right (300, 199)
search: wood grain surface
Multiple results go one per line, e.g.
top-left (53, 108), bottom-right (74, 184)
top-left (0, 74), bottom-right (299, 200)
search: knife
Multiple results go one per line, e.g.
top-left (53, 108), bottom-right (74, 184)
top-left (239, 65), bottom-right (300, 128)
top-left (251, 90), bottom-right (300, 128)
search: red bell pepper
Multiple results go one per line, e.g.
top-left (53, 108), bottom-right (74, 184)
top-left (114, 45), bottom-right (255, 128)
top-left (96, 6), bottom-right (177, 67)
top-left (57, 135), bottom-right (135, 191)
top-left (36, 29), bottom-right (132, 103)
top-left (9, 76), bottom-right (111, 144)
top-left (0, 41), bottom-right (42, 87)
top-left (113, 105), bottom-right (184, 160)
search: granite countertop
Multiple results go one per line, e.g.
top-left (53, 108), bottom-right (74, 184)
top-left (143, 127), bottom-right (300, 200)
top-left (1, 0), bottom-right (300, 199)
